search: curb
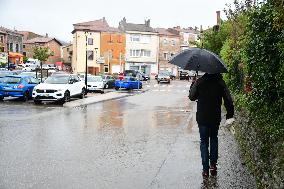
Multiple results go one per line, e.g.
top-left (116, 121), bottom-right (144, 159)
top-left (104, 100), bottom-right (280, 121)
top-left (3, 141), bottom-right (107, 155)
top-left (63, 89), bottom-right (149, 108)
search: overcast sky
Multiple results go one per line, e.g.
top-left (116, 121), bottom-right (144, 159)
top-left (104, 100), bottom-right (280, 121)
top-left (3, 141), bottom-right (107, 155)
top-left (0, 0), bottom-right (233, 42)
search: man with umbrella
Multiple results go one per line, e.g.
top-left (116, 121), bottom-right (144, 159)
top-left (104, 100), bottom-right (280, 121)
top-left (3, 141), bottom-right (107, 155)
top-left (169, 48), bottom-right (234, 178)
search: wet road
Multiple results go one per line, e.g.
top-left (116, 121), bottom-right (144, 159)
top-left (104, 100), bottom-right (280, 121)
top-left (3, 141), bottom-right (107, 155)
top-left (0, 80), bottom-right (256, 189)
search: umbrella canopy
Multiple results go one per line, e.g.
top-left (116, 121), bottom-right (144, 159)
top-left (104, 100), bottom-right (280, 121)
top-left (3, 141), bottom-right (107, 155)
top-left (169, 48), bottom-right (228, 74)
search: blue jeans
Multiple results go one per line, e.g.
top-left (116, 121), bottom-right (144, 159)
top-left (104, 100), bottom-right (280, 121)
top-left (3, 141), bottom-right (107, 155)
top-left (198, 124), bottom-right (219, 171)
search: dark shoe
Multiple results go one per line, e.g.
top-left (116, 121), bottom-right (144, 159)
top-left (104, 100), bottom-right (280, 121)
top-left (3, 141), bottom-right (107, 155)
top-left (210, 163), bottom-right (217, 176)
top-left (202, 170), bottom-right (209, 179)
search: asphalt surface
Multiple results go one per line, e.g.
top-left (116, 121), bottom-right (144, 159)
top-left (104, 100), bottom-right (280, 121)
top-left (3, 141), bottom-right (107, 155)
top-left (0, 80), bottom-right (256, 189)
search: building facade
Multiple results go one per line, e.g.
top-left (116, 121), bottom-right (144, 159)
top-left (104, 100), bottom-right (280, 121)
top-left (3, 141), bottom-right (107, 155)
top-left (156, 28), bottom-right (181, 76)
top-left (72, 18), bottom-right (108, 74)
top-left (169, 26), bottom-right (200, 50)
top-left (0, 26), bottom-right (24, 64)
top-left (23, 36), bottom-right (62, 63)
top-left (119, 18), bottom-right (159, 76)
top-left (62, 44), bottom-right (72, 65)
top-left (100, 29), bottom-right (126, 74)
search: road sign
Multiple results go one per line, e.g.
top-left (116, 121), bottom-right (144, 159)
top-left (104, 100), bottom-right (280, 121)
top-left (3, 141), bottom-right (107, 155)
top-left (96, 57), bottom-right (105, 64)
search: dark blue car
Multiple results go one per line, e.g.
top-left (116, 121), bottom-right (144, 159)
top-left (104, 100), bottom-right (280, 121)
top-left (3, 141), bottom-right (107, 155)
top-left (0, 75), bottom-right (40, 101)
top-left (115, 76), bottom-right (142, 90)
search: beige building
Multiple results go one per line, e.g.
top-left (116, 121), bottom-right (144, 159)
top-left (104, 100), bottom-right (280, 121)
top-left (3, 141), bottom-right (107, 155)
top-left (156, 28), bottom-right (181, 76)
top-left (118, 18), bottom-right (159, 75)
top-left (72, 18), bottom-right (107, 74)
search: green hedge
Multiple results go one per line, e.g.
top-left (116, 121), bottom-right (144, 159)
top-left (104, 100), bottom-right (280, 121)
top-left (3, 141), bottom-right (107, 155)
top-left (201, 1), bottom-right (284, 188)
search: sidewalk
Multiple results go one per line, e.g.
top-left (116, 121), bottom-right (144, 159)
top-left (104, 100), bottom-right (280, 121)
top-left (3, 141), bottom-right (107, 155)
top-left (63, 88), bottom-right (149, 108)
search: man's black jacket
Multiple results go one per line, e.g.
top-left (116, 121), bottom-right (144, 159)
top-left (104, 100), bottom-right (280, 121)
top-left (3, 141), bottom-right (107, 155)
top-left (188, 73), bottom-right (234, 126)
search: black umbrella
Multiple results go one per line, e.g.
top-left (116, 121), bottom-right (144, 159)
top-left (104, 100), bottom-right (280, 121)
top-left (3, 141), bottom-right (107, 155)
top-left (169, 48), bottom-right (228, 74)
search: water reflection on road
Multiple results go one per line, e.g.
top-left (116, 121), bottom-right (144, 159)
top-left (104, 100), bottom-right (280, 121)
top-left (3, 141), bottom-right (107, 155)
top-left (0, 80), bottom-right (256, 189)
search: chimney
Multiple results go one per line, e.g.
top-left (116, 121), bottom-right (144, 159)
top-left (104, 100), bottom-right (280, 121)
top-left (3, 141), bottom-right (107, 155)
top-left (45, 33), bottom-right (48, 38)
top-left (194, 26), bottom-right (197, 31)
top-left (145, 19), bottom-right (150, 27)
top-left (200, 25), bottom-right (203, 33)
top-left (216, 11), bottom-right (221, 25)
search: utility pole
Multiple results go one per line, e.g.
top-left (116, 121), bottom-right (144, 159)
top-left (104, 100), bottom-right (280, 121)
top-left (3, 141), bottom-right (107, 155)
top-left (85, 31), bottom-right (88, 92)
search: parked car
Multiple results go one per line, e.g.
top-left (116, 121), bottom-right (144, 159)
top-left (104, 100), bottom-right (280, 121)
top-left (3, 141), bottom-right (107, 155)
top-left (155, 70), bottom-right (175, 80)
top-left (32, 74), bottom-right (86, 104)
top-left (22, 63), bottom-right (38, 71)
top-left (157, 73), bottom-right (171, 84)
top-left (124, 70), bottom-right (138, 77)
top-left (115, 76), bottom-right (142, 90)
top-left (101, 75), bottom-right (115, 88)
top-left (138, 72), bottom-right (150, 81)
top-left (179, 71), bottom-right (190, 80)
top-left (0, 75), bottom-right (40, 101)
top-left (87, 76), bottom-right (105, 93)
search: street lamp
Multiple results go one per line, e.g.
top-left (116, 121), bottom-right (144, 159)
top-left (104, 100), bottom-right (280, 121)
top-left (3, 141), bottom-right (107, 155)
top-left (84, 30), bottom-right (89, 93)
top-left (6, 42), bottom-right (9, 70)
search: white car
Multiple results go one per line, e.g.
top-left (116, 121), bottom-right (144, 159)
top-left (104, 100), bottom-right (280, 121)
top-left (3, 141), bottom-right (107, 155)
top-left (87, 75), bottom-right (105, 93)
top-left (22, 63), bottom-right (38, 71)
top-left (32, 74), bottom-right (86, 104)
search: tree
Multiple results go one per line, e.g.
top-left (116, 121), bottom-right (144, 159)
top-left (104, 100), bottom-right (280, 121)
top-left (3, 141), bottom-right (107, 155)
top-left (33, 46), bottom-right (53, 62)
top-left (32, 46), bottom-right (54, 81)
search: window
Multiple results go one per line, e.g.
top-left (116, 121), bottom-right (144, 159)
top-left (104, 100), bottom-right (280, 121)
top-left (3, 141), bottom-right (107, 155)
top-left (88, 38), bottom-right (93, 45)
top-left (163, 53), bottom-right (168, 60)
top-left (130, 49), bottom-right (140, 57)
top-left (67, 48), bottom-right (69, 52)
top-left (0, 35), bottom-right (4, 43)
top-left (130, 34), bottom-right (140, 42)
top-left (141, 50), bottom-right (151, 57)
top-left (23, 52), bottom-right (26, 56)
top-left (23, 45), bottom-right (25, 49)
top-left (87, 50), bottom-right (93, 60)
top-left (16, 44), bottom-right (19, 52)
top-left (9, 43), bottom-right (13, 51)
top-left (141, 35), bottom-right (150, 43)
top-left (163, 39), bottom-right (168, 45)
top-left (108, 35), bottom-right (113, 43)
top-left (117, 35), bottom-right (123, 43)
top-left (171, 40), bottom-right (176, 46)
top-left (104, 65), bottom-right (109, 73)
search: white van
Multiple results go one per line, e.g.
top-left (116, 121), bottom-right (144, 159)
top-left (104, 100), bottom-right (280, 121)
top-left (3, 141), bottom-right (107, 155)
top-left (26, 58), bottom-right (40, 67)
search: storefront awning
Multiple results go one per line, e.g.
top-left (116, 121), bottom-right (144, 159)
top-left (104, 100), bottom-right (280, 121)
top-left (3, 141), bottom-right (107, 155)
top-left (9, 52), bottom-right (23, 58)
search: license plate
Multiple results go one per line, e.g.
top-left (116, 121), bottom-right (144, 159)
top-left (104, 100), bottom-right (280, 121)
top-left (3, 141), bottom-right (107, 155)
top-left (3, 87), bottom-right (11, 90)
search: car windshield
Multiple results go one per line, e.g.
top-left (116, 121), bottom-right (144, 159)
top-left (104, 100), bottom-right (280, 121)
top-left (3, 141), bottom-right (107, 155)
top-left (44, 76), bottom-right (69, 84)
top-left (159, 73), bottom-right (168, 76)
top-left (88, 76), bottom-right (102, 82)
top-left (3, 77), bottom-right (22, 84)
top-left (123, 77), bottom-right (135, 81)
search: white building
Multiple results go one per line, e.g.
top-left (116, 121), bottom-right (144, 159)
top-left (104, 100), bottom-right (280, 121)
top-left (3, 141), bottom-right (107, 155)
top-left (119, 18), bottom-right (159, 76)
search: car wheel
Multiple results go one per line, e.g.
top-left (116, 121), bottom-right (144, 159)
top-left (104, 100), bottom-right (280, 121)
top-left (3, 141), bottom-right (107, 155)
top-left (34, 100), bottom-right (42, 104)
top-left (62, 91), bottom-right (70, 103)
top-left (158, 81), bottom-right (160, 84)
top-left (22, 91), bottom-right (30, 102)
top-left (100, 90), bottom-right (104, 94)
top-left (0, 96), bottom-right (4, 101)
top-left (80, 88), bottom-right (86, 99)
top-left (115, 87), bottom-right (119, 90)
